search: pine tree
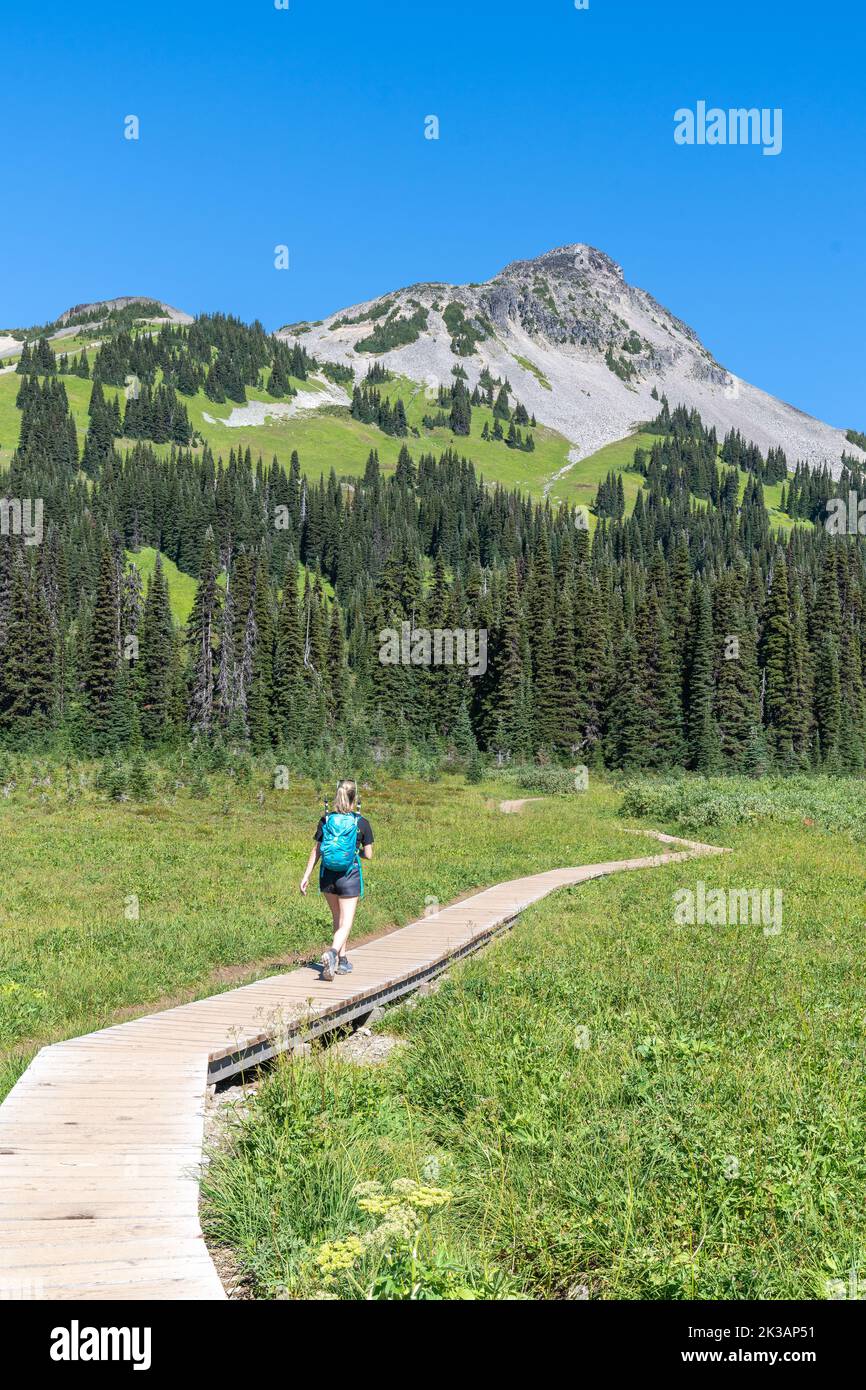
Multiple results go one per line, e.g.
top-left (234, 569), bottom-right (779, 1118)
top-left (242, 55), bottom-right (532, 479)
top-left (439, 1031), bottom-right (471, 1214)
top-left (84, 543), bottom-right (121, 749)
top-left (605, 630), bottom-right (645, 768)
top-left (272, 567), bottom-right (304, 745)
top-left (636, 591), bottom-right (685, 767)
top-left (137, 554), bottom-right (175, 743)
top-left (712, 573), bottom-right (760, 768)
top-left (107, 662), bottom-right (137, 748)
top-left (129, 751), bottom-right (153, 800)
top-left (761, 553), bottom-right (795, 761)
top-left (525, 531), bottom-right (557, 747)
top-left (394, 445), bottom-right (416, 488)
top-left (551, 588), bottom-right (581, 753)
top-left (187, 532), bottom-right (221, 733)
top-left (327, 601), bottom-right (347, 725)
top-left (452, 700), bottom-right (477, 757)
top-left (683, 582), bottom-right (719, 772)
top-left (246, 560), bottom-right (273, 750)
top-left (573, 566), bottom-right (609, 759)
top-left (813, 631), bottom-right (842, 765)
top-left (482, 560), bottom-right (525, 753)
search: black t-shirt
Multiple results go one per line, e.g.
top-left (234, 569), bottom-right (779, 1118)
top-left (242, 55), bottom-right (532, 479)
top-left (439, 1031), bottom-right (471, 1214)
top-left (314, 814), bottom-right (374, 849)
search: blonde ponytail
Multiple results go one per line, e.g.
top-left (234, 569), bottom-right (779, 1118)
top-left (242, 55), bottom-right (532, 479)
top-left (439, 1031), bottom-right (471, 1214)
top-left (333, 779), bottom-right (357, 813)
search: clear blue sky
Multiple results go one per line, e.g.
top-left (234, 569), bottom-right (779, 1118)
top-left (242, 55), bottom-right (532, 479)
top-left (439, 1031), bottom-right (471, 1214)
top-left (2, 0), bottom-right (863, 427)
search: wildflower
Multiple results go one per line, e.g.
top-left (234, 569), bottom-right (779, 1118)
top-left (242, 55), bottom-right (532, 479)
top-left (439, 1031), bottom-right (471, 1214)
top-left (404, 1185), bottom-right (453, 1211)
top-left (362, 1205), bottom-right (419, 1251)
top-left (314, 1236), bottom-right (364, 1282)
top-left (357, 1193), bottom-right (402, 1216)
top-left (352, 1179), bottom-right (384, 1198)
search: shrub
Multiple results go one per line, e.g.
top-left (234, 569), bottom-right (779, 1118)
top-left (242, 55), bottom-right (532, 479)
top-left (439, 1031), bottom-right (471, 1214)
top-left (129, 754), bottom-right (153, 801)
top-left (500, 764), bottom-right (581, 796)
top-left (189, 765), bottom-right (210, 799)
top-left (619, 773), bottom-right (866, 838)
top-left (465, 750), bottom-right (484, 784)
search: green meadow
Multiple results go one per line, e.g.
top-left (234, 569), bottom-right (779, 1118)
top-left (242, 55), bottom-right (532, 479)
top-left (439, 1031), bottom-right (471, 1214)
top-left (547, 430), bottom-right (656, 515)
top-left (185, 369), bottom-right (576, 498)
top-left (0, 764), bottom-right (648, 1101)
top-left (0, 368), bottom-right (124, 470)
top-left (2, 746), bottom-right (862, 1299)
top-left (127, 546), bottom-right (203, 624)
top-left (202, 774), bottom-right (866, 1301)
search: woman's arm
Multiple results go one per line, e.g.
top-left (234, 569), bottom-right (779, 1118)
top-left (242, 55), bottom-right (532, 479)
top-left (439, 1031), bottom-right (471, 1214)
top-left (300, 840), bottom-right (320, 894)
top-left (361, 843), bottom-right (373, 861)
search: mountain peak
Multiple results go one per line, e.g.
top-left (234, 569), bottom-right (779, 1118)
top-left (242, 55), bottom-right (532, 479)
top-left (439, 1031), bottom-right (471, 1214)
top-left (280, 242), bottom-right (862, 474)
top-left (497, 243), bottom-right (625, 284)
top-left (56, 296), bottom-right (192, 327)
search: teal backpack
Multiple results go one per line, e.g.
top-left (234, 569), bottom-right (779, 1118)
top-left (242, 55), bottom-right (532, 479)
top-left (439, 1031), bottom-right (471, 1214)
top-left (319, 810), bottom-right (360, 874)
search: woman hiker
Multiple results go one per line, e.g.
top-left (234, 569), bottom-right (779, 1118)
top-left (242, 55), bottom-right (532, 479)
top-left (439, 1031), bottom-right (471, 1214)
top-left (300, 778), bottom-right (374, 981)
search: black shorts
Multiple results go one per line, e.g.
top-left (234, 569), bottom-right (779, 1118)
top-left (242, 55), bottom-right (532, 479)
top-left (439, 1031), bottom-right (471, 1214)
top-left (319, 864), bottom-right (362, 898)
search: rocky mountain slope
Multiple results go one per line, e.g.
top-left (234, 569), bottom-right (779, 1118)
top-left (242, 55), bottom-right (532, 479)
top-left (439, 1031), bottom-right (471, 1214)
top-left (56, 296), bottom-right (193, 327)
top-left (0, 297), bottom-right (193, 360)
top-left (280, 243), bottom-right (861, 474)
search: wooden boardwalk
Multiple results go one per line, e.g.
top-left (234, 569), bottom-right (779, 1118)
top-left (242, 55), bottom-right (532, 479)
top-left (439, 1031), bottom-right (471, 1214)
top-left (0, 830), bottom-right (726, 1301)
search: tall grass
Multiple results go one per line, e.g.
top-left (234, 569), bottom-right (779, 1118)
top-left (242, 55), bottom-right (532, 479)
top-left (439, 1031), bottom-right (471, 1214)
top-left (621, 773), bottom-right (866, 839)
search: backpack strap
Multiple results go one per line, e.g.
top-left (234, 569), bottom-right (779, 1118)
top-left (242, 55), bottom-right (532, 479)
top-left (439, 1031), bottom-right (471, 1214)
top-left (354, 809), bottom-right (365, 896)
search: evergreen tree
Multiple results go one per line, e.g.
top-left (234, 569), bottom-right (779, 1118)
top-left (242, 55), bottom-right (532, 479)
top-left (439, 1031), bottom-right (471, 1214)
top-left (327, 601), bottom-right (347, 725)
top-left (137, 554), bottom-right (175, 743)
top-left (813, 631), bottom-right (842, 765)
top-left (712, 573), bottom-right (760, 768)
top-left (761, 554), bottom-right (795, 761)
top-left (272, 568), bottom-right (304, 744)
top-left (246, 560), bottom-right (273, 750)
top-left (683, 582), bottom-right (719, 772)
top-left (187, 532), bottom-right (221, 733)
top-left (84, 543), bottom-right (121, 749)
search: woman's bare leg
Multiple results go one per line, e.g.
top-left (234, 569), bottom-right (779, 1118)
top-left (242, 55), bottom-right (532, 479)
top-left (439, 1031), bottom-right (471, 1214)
top-left (332, 895), bottom-right (359, 958)
top-left (322, 891), bottom-right (341, 943)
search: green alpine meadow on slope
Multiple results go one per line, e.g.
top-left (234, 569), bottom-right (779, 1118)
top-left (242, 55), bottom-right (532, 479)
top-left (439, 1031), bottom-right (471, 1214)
top-left (0, 308), bottom-right (817, 526)
top-left (201, 775), bottom-right (866, 1302)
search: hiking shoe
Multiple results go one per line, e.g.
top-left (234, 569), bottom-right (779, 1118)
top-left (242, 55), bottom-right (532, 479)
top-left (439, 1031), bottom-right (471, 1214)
top-left (337, 957), bottom-right (353, 974)
top-left (320, 949), bottom-right (338, 981)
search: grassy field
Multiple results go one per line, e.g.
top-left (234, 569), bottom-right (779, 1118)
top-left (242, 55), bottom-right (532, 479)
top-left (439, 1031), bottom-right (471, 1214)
top-left (0, 368), bottom-right (125, 469)
top-left (0, 766), bottom-right (649, 1101)
top-left (512, 353), bottom-right (552, 390)
top-left (0, 353), bottom-right (576, 497)
top-left (187, 370), bottom-right (576, 498)
top-left (127, 546), bottom-right (202, 624)
top-left (548, 430), bottom-right (656, 516)
top-left (202, 774), bottom-right (866, 1300)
